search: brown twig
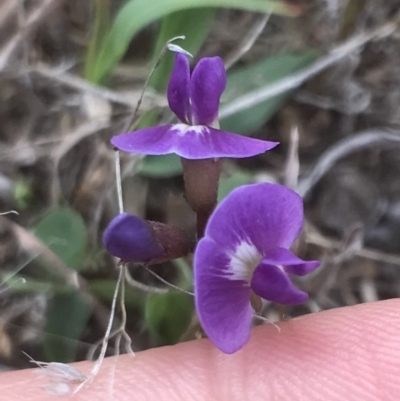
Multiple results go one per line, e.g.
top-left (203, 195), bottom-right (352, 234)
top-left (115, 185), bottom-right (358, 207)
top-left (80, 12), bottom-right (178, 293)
top-left (29, 64), bottom-right (140, 109)
top-left (219, 14), bottom-right (400, 119)
top-left (297, 129), bottom-right (400, 198)
top-left (50, 119), bottom-right (111, 204)
top-left (283, 126), bottom-right (300, 189)
top-left (0, 0), bottom-right (17, 27)
top-left (0, 0), bottom-right (61, 72)
top-left (306, 224), bottom-right (400, 266)
top-left (224, 13), bottom-right (270, 70)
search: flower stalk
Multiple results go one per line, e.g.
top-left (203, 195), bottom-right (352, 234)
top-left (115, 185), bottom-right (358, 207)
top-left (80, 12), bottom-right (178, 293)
top-left (181, 157), bottom-right (222, 238)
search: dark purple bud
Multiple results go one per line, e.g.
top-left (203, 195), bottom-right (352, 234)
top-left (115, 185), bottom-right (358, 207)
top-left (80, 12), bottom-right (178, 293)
top-left (103, 213), bottom-right (192, 265)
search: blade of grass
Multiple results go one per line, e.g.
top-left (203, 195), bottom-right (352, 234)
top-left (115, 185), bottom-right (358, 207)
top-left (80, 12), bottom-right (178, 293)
top-left (91, 0), bottom-right (300, 83)
top-left (84, 0), bottom-right (110, 81)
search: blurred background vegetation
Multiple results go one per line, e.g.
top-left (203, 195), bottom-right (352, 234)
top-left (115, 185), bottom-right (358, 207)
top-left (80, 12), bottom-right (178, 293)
top-left (1, 0), bottom-right (400, 370)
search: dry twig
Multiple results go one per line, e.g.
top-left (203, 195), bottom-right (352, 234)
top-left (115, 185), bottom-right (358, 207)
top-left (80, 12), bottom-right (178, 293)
top-left (219, 15), bottom-right (400, 118)
top-left (306, 224), bottom-right (400, 267)
top-left (0, 0), bottom-right (17, 27)
top-left (0, 0), bottom-right (61, 71)
top-left (29, 64), bottom-right (138, 108)
top-left (283, 126), bottom-right (300, 189)
top-left (224, 13), bottom-right (271, 70)
top-left (297, 129), bottom-right (400, 198)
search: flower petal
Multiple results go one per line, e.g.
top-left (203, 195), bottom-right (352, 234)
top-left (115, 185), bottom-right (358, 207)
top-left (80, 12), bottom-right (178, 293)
top-left (194, 238), bottom-right (253, 354)
top-left (190, 57), bottom-right (226, 125)
top-left (251, 261), bottom-right (308, 305)
top-left (176, 125), bottom-right (278, 159)
top-left (263, 247), bottom-right (320, 276)
top-left (167, 54), bottom-right (190, 123)
top-left (205, 183), bottom-right (304, 253)
top-left (112, 124), bottom-right (277, 159)
top-left (111, 125), bottom-right (173, 155)
top-left (194, 127), bottom-right (278, 158)
top-left (103, 213), bottom-right (164, 262)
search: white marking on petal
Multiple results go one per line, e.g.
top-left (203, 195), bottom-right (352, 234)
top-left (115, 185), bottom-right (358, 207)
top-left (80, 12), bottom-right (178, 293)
top-left (173, 124), bottom-right (208, 137)
top-left (227, 241), bottom-right (262, 283)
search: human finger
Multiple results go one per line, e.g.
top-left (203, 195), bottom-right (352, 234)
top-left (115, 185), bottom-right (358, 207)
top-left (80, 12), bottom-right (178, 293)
top-left (1, 299), bottom-right (400, 401)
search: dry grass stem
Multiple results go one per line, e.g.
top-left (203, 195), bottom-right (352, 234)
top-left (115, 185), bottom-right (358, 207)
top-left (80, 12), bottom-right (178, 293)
top-left (30, 64), bottom-right (138, 108)
top-left (306, 226), bottom-right (400, 267)
top-left (124, 268), bottom-right (169, 294)
top-left (284, 126), bottom-right (300, 189)
top-left (0, 0), bottom-right (60, 71)
top-left (219, 14), bottom-right (400, 118)
top-left (143, 266), bottom-right (194, 296)
top-left (224, 13), bottom-right (271, 69)
top-left (73, 265), bottom-right (126, 394)
top-left (297, 129), bottom-right (400, 198)
top-left (0, 0), bottom-right (17, 27)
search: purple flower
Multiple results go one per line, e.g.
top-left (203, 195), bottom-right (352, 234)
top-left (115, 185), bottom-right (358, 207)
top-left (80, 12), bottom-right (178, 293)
top-left (194, 183), bottom-right (320, 354)
top-left (111, 54), bottom-right (278, 159)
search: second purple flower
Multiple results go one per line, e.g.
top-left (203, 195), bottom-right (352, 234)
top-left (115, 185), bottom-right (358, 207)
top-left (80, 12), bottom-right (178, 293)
top-left (111, 54), bottom-right (278, 159)
top-left (194, 183), bottom-right (320, 354)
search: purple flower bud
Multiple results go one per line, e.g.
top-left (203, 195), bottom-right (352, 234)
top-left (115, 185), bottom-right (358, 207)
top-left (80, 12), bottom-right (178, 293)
top-left (103, 213), bottom-right (192, 265)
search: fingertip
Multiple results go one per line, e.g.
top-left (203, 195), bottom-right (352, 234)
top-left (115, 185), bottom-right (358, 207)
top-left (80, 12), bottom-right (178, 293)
top-left (2, 300), bottom-right (400, 401)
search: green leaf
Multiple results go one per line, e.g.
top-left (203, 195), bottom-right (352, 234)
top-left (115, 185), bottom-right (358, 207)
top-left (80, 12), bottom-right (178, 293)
top-left (221, 50), bottom-right (317, 135)
top-left (89, 279), bottom-right (146, 309)
top-left (84, 0), bottom-right (111, 80)
top-left (33, 208), bottom-right (87, 271)
top-left (138, 154), bottom-right (182, 178)
top-left (91, 0), bottom-right (299, 83)
top-left (145, 291), bottom-right (193, 346)
top-left (218, 171), bottom-right (254, 201)
top-left (44, 290), bottom-right (92, 362)
top-left (172, 257), bottom-right (192, 289)
top-left (149, 8), bottom-right (215, 91)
